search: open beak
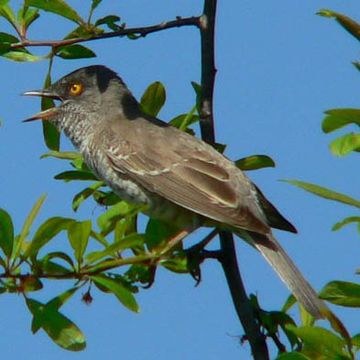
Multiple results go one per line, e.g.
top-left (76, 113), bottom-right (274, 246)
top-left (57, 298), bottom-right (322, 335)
top-left (23, 89), bottom-right (62, 122)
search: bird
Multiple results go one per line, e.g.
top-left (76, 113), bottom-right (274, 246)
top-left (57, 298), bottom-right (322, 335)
top-left (24, 65), bottom-right (326, 318)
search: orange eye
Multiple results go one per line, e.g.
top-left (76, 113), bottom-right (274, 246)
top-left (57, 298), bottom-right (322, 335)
top-left (69, 83), bottom-right (83, 96)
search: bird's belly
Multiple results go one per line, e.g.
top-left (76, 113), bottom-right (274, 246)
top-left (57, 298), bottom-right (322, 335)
top-left (83, 149), bottom-right (150, 205)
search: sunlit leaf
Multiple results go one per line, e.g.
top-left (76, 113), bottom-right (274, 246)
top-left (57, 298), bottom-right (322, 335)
top-left (86, 233), bottom-right (144, 263)
top-left (329, 133), bottom-right (360, 156)
top-left (26, 297), bottom-right (86, 351)
top-left (41, 251), bottom-right (75, 270)
top-left (318, 10), bottom-right (360, 43)
top-left (284, 180), bottom-right (360, 209)
top-left (72, 182), bottom-right (104, 211)
top-left (41, 150), bottom-right (80, 160)
top-left (191, 81), bottom-right (202, 114)
top-left (352, 333), bottom-right (360, 351)
top-left (97, 201), bottom-right (139, 235)
top-left (282, 294), bottom-right (297, 313)
top-left (47, 287), bottom-right (80, 310)
top-left (140, 81), bottom-right (166, 117)
top-left (13, 194), bottom-right (46, 258)
top-left (332, 216), bottom-right (360, 231)
top-left (24, 217), bottom-right (75, 258)
top-left (235, 154), bottom-right (275, 171)
top-left (91, 274), bottom-right (139, 312)
top-left (0, 208), bottom-right (14, 257)
top-left (170, 112), bottom-right (199, 130)
top-left (2, 50), bottom-right (44, 61)
top-left (56, 44), bottom-right (96, 59)
top-left (25, 0), bottom-right (84, 24)
top-left (0, 3), bottom-right (18, 29)
top-left (322, 109), bottom-right (360, 133)
top-left (286, 325), bottom-right (346, 358)
top-left (20, 6), bottom-right (39, 29)
top-left (319, 281), bottom-right (360, 307)
top-left (90, 230), bottom-right (108, 247)
top-left (67, 220), bottom-right (91, 263)
top-left (90, 0), bottom-right (102, 13)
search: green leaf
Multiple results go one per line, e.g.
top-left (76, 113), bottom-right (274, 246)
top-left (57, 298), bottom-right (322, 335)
top-left (25, 217), bottom-right (75, 258)
top-left (235, 154), bottom-right (275, 171)
top-left (86, 233), bottom-right (144, 263)
top-left (93, 190), bottom-right (120, 207)
top-left (26, 297), bottom-right (86, 351)
top-left (332, 216), bottom-right (360, 231)
top-left (39, 260), bottom-right (72, 275)
top-left (145, 218), bottom-right (180, 250)
top-left (352, 333), bottom-right (360, 351)
top-left (91, 275), bottom-right (139, 313)
top-left (0, 31), bottom-right (19, 44)
top-left (275, 353), bottom-right (311, 360)
top-left (282, 294), bottom-right (297, 313)
top-left (56, 44), bottom-right (96, 59)
top-left (2, 50), bottom-right (43, 61)
top-left (47, 287), bottom-right (79, 310)
top-left (72, 182), bottom-right (104, 211)
top-left (25, 0), bottom-right (83, 24)
top-left (0, 3), bottom-right (18, 29)
top-left (41, 251), bottom-right (75, 270)
top-left (42, 67), bottom-right (60, 150)
top-left (286, 325), bottom-right (346, 358)
top-left (13, 194), bottom-right (46, 259)
top-left (97, 201), bottom-right (139, 235)
top-left (20, 7), bottom-right (40, 29)
top-left (90, 0), bottom-right (102, 13)
top-left (191, 81), bottom-right (202, 114)
top-left (284, 180), bottom-right (360, 209)
top-left (95, 15), bottom-right (121, 31)
top-left (329, 133), bottom-right (360, 156)
top-left (322, 109), bottom-right (360, 133)
top-left (140, 81), bottom-right (166, 117)
top-left (67, 220), bottom-right (91, 263)
top-left (90, 230), bottom-right (108, 247)
top-left (319, 281), bottom-right (360, 307)
top-left (0, 208), bottom-right (14, 257)
top-left (170, 112), bottom-right (199, 130)
top-left (318, 10), bottom-right (360, 43)
top-left (177, 106), bottom-right (197, 131)
top-left (41, 150), bottom-right (80, 160)
top-left (54, 170), bottom-right (98, 182)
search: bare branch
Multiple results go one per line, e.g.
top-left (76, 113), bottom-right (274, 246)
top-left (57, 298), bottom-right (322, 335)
top-left (198, 1), bottom-right (269, 358)
top-left (11, 16), bottom-right (200, 50)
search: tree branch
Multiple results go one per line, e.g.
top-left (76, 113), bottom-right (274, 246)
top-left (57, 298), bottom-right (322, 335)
top-left (11, 16), bottom-right (200, 50)
top-left (198, 1), bottom-right (269, 358)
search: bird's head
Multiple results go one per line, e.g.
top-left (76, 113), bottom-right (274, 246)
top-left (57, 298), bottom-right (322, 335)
top-left (23, 65), bottom-right (138, 129)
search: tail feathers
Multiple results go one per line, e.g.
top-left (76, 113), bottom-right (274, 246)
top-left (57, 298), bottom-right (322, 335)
top-left (237, 230), bottom-right (327, 319)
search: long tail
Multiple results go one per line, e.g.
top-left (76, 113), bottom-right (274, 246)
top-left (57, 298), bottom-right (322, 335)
top-left (236, 230), bottom-right (327, 319)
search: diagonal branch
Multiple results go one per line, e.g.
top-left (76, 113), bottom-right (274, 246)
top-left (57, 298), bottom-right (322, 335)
top-left (11, 16), bottom-right (200, 50)
top-left (198, 1), bottom-right (269, 359)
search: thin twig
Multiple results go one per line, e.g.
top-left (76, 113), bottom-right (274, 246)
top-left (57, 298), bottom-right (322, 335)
top-left (10, 16), bottom-right (200, 50)
top-left (198, 1), bottom-right (269, 359)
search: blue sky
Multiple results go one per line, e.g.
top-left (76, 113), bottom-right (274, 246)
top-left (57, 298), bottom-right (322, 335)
top-left (0, 1), bottom-right (359, 359)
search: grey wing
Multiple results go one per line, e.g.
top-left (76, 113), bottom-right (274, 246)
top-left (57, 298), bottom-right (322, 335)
top-left (105, 123), bottom-right (269, 233)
